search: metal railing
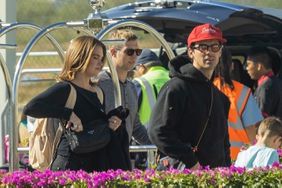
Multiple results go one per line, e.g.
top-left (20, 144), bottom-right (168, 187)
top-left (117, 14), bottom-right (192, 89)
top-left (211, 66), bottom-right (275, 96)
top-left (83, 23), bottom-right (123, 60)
top-left (0, 48), bottom-right (13, 166)
top-left (18, 145), bottom-right (158, 168)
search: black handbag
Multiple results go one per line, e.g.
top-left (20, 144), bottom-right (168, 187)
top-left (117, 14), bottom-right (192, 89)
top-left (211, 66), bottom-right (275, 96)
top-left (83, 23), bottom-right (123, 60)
top-left (65, 119), bottom-right (111, 154)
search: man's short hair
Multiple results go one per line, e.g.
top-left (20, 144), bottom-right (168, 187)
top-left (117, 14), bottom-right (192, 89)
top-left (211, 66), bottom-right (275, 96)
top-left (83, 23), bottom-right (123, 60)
top-left (109, 29), bottom-right (138, 42)
top-left (248, 46), bottom-right (273, 69)
top-left (108, 29), bottom-right (138, 50)
top-left (258, 116), bottom-right (282, 138)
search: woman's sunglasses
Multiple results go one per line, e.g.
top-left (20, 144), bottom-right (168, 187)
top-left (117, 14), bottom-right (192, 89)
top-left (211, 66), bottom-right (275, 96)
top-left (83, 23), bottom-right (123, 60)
top-left (124, 48), bottom-right (143, 56)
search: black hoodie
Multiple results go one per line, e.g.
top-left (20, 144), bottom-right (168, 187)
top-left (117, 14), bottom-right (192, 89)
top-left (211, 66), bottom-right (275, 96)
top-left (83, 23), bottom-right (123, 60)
top-left (148, 55), bottom-right (231, 168)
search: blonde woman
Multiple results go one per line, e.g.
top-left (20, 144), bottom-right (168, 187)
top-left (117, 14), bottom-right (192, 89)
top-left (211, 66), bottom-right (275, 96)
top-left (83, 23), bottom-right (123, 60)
top-left (24, 36), bottom-right (128, 172)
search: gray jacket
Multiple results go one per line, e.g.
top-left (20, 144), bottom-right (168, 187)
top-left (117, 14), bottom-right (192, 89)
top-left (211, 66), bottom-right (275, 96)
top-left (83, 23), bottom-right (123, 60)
top-left (98, 70), bottom-right (151, 144)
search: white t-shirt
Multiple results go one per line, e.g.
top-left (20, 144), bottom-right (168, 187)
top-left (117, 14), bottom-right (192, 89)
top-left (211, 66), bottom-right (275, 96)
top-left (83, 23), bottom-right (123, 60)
top-left (235, 145), bottom-right (279, 169)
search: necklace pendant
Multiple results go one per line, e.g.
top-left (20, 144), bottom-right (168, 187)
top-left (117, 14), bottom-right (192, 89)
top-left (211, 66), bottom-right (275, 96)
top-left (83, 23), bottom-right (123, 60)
top-left (192, 146), bottom-right (198, 152)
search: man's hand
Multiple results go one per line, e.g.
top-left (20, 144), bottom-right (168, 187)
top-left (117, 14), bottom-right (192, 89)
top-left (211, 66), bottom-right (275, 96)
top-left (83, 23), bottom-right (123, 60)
top-left (108, 116), bottom-right (122, 131)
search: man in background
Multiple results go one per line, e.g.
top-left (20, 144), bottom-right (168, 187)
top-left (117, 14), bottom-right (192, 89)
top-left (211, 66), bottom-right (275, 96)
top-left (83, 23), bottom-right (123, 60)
top-left (213, 47), bottom-right (263, 160)
top-left (132, 49), bottom-right (170, 169)
top-left (98, 29), bottom-right (151, 146)
top-left (246, 46), bottom-right (282, 120)
top-left (133, 48), bottom-right (170, 126)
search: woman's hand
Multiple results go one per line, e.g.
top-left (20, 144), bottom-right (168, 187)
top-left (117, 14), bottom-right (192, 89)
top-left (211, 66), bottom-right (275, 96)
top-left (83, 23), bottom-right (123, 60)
top-left (108, 116), bottom-right (122, 131)
top-left (190, 162), bottom-right (200, 170)
top-left (66, 112), bottom-right (83, 132)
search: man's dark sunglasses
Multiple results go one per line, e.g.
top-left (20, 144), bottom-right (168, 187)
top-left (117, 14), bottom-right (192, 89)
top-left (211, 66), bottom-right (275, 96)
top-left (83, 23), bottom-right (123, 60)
top-left (192, 44), bottom-right (222, 53)
top-left (124, 48), bottom-right (142, 56)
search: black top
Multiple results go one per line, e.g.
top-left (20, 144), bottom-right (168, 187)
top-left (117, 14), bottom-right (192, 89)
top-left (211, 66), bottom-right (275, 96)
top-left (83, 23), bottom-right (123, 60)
top-left (148, 55), bottom-right (231, 168)
top-left (24, 81), bottom-right (106, 153)
top-left (23, 81), bottom-right (105, 122)
top-left (23, 82), bottom-right (130, 171)
top-left (255, 75), bottom-right (282, 119)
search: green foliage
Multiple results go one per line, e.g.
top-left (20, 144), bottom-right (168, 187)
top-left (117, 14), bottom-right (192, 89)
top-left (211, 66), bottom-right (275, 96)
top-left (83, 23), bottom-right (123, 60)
top-left (16, 0), bottom-right (134, 26)
top-left (16, 0), bottom-right (282, 27)
top-left (103, 0), bottom-right (134, 10)
top-left (219, 0), bottom-right (282, 9)
top-left (16, 0), bottom-right (89, 26)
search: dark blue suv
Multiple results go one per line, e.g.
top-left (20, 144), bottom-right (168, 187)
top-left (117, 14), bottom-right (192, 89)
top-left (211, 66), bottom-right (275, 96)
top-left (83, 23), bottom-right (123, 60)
top-left (101, 0), bottom-right (282, 86)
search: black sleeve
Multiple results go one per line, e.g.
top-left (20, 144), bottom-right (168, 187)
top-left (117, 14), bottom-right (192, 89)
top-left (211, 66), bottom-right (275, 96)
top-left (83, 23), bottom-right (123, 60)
top-left (23, 82), bottom-right (72, 120)
top-left (148, 82), bottom-right (198, 168)
top-left (259, 79), bottom-right (280, 116)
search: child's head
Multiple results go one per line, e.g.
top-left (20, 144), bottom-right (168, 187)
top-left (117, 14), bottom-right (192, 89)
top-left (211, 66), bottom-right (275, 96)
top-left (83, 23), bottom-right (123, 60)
top-left (256, 117), bottom-right (282, 149)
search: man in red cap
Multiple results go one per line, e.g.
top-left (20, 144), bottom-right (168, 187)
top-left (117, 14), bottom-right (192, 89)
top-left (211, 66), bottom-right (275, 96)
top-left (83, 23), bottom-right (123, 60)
top-left (148, 23), bottom-right (231, 170)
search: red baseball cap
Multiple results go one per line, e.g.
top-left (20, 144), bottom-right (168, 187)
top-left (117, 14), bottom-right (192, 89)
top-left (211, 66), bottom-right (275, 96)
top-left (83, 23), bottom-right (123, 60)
top-left (187, 23), bottom-right (227, 47)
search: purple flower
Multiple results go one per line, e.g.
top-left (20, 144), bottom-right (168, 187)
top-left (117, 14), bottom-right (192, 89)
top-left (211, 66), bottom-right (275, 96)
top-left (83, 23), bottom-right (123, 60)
top-left (0, 165), bottom-right (281, 187)
top-left (278, 149), bottom-right (282, 157)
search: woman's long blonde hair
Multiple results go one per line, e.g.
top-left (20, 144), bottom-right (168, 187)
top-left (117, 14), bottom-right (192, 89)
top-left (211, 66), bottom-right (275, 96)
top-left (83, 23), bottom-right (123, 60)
top-left (58, 35), bottom-right (106, 81)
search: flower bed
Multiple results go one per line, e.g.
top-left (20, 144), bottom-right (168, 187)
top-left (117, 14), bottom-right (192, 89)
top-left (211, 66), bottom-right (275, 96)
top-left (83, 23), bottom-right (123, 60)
top-left (0, 150), bottom-right (281, 187)
top-left (0, 164), bottom-right (282, 188)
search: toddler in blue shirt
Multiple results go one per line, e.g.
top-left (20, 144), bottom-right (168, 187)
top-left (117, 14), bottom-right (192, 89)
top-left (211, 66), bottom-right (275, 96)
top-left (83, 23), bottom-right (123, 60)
top-left (235, 117), bottom-right (282, 168)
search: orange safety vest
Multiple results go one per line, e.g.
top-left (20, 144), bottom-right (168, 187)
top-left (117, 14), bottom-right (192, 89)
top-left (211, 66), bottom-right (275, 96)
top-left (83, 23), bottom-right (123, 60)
top-left (213, 77), bottom-right (251, 160)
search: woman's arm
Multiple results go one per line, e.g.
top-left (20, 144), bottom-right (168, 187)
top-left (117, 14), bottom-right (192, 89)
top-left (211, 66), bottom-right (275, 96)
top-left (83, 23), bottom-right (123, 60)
top-left (23, 82), bottom-right (73, 120)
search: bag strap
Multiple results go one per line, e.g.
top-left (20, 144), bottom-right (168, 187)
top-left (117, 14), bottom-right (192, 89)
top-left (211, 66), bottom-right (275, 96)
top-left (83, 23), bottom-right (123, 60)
top-left (50, 83), bottom-right (77, 166)
top-left (192, 85), bottom-right (214, 152)
top-left (94, 85), bottom-right (104, 104)
top-left (65, 83), bottom-right (77, 109)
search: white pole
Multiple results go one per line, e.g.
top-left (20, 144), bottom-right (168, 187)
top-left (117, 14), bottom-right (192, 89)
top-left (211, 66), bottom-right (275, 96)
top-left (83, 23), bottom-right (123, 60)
top-left (0, 0), bottom-right (17, 78)
top-left (0, 0), bottom-right (17, 169)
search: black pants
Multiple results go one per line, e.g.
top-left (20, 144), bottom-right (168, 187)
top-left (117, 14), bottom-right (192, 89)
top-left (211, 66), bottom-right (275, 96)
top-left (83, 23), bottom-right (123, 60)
top-left (51, 149), bottom-right (111, 172)
top-left (51, 124), bottom-right (131, 172)
top-left (50, 154), bottom-right (69, 171)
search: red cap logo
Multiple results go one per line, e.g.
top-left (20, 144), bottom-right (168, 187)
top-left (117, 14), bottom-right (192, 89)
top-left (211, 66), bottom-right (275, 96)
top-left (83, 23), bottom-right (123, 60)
top-left (187, 23), bottom-right (227, 47)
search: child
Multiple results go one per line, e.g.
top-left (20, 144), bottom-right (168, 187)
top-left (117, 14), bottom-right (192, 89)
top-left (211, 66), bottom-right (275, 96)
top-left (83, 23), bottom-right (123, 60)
top-left (235, 117), bottom-right (282, 168)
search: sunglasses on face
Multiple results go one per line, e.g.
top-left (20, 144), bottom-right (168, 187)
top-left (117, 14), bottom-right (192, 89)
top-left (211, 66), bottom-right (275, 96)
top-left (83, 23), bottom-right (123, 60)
top-left (192, 43), bottom-right (222, 53)
top-left (123, 48), bottom-right (142, 56)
